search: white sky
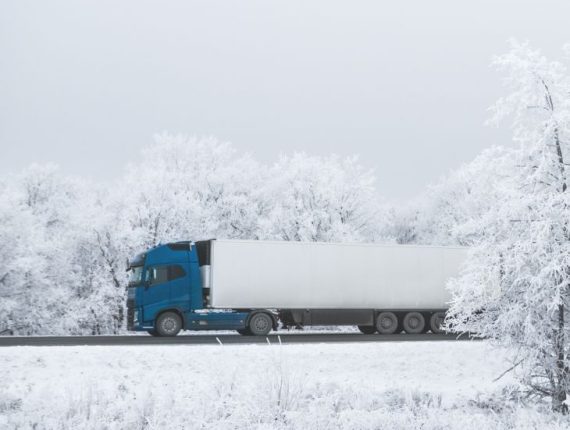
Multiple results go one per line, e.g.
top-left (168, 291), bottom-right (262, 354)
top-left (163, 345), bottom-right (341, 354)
top-left (1, 1), bottom-right (569, 201)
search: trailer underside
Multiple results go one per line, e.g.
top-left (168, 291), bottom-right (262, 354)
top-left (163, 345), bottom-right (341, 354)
top-left (277, 308), bottom-right (447, 335)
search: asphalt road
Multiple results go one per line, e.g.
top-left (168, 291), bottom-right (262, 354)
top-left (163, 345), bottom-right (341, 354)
top-left (0, 332), bottom-right (473, 347)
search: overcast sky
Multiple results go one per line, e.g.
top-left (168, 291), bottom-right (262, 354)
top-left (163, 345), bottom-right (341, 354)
top-left (1, 1), bottom-right (569, 201)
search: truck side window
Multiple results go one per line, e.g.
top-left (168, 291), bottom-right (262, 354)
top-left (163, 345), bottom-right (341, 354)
top-left (147, 267), bottom-right (168, 286)
top-left (168, 265), bottom-right (186, 281)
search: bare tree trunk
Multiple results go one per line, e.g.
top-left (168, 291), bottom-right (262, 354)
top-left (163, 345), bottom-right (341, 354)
top-left (543, 76), bottom-right (570, 412)
top-left (552, 122), bottom-right (568, 413)
top-left (553, 302), bottom-right (568, 413)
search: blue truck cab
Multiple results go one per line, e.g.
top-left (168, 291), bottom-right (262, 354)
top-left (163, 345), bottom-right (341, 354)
top-left (126, 240), bottom-right (275, 336)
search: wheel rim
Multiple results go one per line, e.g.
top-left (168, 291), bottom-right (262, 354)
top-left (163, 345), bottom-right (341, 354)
top-left (408, 317), bottom-right (420, 329)
top-left (162, 317), bottom-right (178, 334)
top-left (381, 316), bottom-right (393, 329)
top-left (404, 313), bottom-right (425, 333)
top-left (376, 313), bottom-right (397, 333)
top-left (252, 315), bottom-right (270, 333)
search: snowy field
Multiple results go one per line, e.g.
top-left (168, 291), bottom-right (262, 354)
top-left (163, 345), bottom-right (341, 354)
top-left (0, 341), bottom-right (566, 430)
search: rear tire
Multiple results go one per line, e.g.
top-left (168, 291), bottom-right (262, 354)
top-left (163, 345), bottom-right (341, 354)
top-left (402, 312), bottom-right (425, 334)
top-left (429, 312), bottom-right (446, 334)
top-left (375, 312), bottom-right (398, 334)
top-left (248, 313), bottom-right (273, 336)
top-left (358, 325), bottom-right (376, 334)
top-left (155, 311), bottom-right (182, 337)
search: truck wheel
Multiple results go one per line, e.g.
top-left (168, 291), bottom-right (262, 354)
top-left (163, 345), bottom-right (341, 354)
top-left (375, 312), bottom-right (398, 334)
top-left (155, 312), bottom-right (182, 337)
top-left (147, 329), bottom-right (159, 337)
top-left (248, 313), bottom-right (272, 336)
top-left (402, 312), bottom-right (425, 334)
top-left (358, 325), bottom-right (376, 334)
top-left (429, 312), bottom-right (446, 334)
top-left (237, 328), bottom-right (252, 336)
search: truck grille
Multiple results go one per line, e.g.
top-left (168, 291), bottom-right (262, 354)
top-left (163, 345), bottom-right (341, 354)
top-left (126, 299), bottom-right (135, 330)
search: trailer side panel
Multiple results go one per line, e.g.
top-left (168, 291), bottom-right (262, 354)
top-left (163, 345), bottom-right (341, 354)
top-left (209, 240), bottom-right (467, 310)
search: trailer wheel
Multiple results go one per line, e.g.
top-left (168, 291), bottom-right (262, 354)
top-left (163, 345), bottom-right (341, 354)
top-left (429, 312), bottom-right (446, 334)
top-left (375, 312), bottom-right (398, 334)
top-left (155, 311), bottom-right (182, 337)
top-left (248, 313), bottom-right (273, 336)
top-left (358, 325), bottom-right (377, 334)
top-left (402, 312), bottom-right (425, 334)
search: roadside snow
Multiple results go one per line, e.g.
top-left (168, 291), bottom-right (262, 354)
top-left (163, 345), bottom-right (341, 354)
top-left (128, 325), bottom-right (361, 336)
top-left (0, 340), bottom-right (566, 429)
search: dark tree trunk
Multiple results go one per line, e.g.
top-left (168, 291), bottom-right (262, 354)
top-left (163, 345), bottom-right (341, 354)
top-left (552, 302), bottom-right (568, 413)
top-left (542, 80), bottom-right (569, 413)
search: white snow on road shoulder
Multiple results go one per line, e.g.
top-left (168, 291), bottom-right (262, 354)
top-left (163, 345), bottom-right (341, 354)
top-left (0, 340), bottom-right (566, 429)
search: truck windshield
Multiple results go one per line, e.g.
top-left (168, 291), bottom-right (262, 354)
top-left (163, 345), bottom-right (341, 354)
top-left (128, 266), bottom-right (144, 286)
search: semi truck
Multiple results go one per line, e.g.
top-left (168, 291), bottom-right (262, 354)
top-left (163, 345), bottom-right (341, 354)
top-left (126, 239), bottom-right (467, 336)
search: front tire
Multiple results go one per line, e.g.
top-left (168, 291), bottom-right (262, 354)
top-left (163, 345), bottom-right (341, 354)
top-left (155, 311), bottom-right (182, 337)
top-left (248, 313), bottom-right (273, 336)
top-left (237, 328), bottom-right (252, 336)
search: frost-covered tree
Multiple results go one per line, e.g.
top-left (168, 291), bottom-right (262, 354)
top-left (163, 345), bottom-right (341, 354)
top-left (385, 146), bottom-right (516, 246)
top-left (117, 133), bottom-right (269, 246)
top-left (0, 165), bottom-right (98, 334)
top-left (416, 146), bottom-right (516, 246)
top-left (383, 205), bottom-right (418, 244)
top-left (118, 137), bottom-right (383, 245)
top-left (447, 41), bottom-right (570, 412)
top-left (0, 181), bottom-right (45, 334)
top-left (262, 153), bottom-right (382, 242)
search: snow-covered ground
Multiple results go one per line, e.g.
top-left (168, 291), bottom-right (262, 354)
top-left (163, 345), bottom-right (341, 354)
top-left (0, 341), bottom-right (566, 429)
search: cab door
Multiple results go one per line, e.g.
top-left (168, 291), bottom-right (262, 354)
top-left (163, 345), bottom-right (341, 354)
top-left (167, 264), bottom-right (191, 311)
top-left (141, 265), bottom-right (170, 323)
top-left (141, 264), bottom-right (190, 325)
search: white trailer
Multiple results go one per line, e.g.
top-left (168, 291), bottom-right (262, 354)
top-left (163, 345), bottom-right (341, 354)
top-left (200, 240), bottom-right (467, 334)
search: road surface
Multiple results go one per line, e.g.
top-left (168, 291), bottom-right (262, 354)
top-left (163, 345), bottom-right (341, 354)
top-left (0, 332), bottom-right (473, 347)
